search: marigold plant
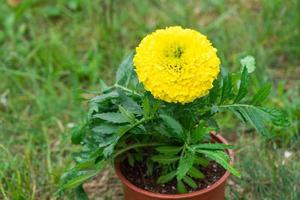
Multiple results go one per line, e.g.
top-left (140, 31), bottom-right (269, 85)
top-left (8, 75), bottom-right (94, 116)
top-left (59, 26), bottom-right (289, 196)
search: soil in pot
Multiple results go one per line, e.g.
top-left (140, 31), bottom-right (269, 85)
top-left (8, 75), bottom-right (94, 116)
top-left (120, 160), bottom-right (226, 194)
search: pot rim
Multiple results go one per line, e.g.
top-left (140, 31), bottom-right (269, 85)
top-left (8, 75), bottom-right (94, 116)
top-left (115, 132), bottom-right (234, 199)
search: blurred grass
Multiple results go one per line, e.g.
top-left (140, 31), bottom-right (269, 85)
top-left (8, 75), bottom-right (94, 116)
top-left (0, 0), bottom-right (299, 199)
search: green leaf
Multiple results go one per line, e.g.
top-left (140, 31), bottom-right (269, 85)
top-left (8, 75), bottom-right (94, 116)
top-left (240, 56), bottom-right (256, 73)
top-left (156, 146), bottom-right (183, 155)
top-left (74, 185), bottom-right (89, 200)
top-left (191, 143), bottom-right (234, 150)
top-left (183, 176), bottom-right (197, 189)
top-left (151, 155), bottom-right (179, 164)
top-left (157, 171), bottom-right (177, 184)
top-left (223, 104), bottom-right (271, 137)
top-left (60, 160), bottom-right (106, 190)
top-left (142, 96), bottom-right (151, 118)
top-left (191, 124), bottom-right (211, 143)
top-left (93, 112), bottom-right (129, 123)
top-left (118, 90), bottom-right (143, 115)
top-left (119, 105), bottom-right (136, 124)
top-left (160, 114), bottom-right (184, 140)
top-left (92, 123), bottom-right (118, 134)
top-left (177, 180), bottom-right (187, 194)
top-left (260, 107), bottom-right (290, 127)
top-left (194, 156), bottom-right (209, 167)
top-left (177, 150), bottom-right (195, 180)
top-left (251, 83), bottom-right (272, 105)
top-left (209, 79), bottom-right (220, 104)
top-left (128, 154), bottom-right (135, 167)
top-left (116, 52), bottom-right (134, 85)
top-left (234, 67), bottom-right (248, 103)
top-left (71, 124), bottom-right (87, 144)
top-left (90, 91), bottom-right (118, 103)
top-left (197, 149), bottom-right (240, 177)
top-left (187, 166), bottom-right (205, 179)
top-left (220, 69), bottom-right (233, 104)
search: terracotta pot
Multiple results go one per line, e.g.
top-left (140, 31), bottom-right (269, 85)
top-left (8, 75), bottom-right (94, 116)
top-left (115, 133), bottom-right (234, 200)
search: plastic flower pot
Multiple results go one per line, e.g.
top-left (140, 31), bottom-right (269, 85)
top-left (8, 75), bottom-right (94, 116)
top-left (115, 133), bottom-right (234, 200)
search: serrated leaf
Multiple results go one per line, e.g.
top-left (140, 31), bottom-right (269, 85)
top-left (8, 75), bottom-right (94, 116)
top-left (260, 107), bottom-right (290, 127)
top-left (118, 90), bottom-right (143, 115)
top-left (191, 124), bottom-right (211, 143)
top-left (93, 112), bottom-right (129, 123)
top-left (197, 149), bottom-right (240, 177)
top-left (157, 171), bottom-right (177, 184)
top-left (187, 166), bottom-right (205, 179)
top-left (235, 67), bottom-right (248, 103)
top-left (119, 105), bottom-right (136, 124)
top-left (183, 176), bottom-right (197, 189)
top-left (156, 146), bottom-right (182, 155)
top-left (240, 56), bottom-right (256, 73)
top-left (90, 91), bottom-right (119, 103)
top-left (177, 180), bottom-right (187, 194)
top-left (116, 52), bottom-right (134, 85)
top-left (177, 150), bottom-right (195, 180)
top-left (251, 84), bottom-right (272, 105)
top-left (160, 114), bottom-right (184, 140)
top-left (151, 155), bottom-right (179, 164)
top-left (92, 123), bottom-right (118, 134)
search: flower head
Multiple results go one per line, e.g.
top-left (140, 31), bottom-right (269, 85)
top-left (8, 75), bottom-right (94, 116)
top-left (133, 26), bottom-right (220, 103)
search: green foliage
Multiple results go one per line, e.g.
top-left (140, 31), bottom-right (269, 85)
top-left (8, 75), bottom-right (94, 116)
top-left (58, 53), bottom-right (289, 195)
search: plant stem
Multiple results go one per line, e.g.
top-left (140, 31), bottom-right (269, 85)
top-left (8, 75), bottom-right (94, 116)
top-left (114, 83), bottom-right (142, 97)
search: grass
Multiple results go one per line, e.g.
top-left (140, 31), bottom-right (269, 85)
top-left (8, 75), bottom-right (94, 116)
top-left (0, 0), bottom-right (299, 199)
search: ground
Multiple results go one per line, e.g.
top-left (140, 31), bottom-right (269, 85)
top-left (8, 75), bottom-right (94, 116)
top-left (0, 0), bottom-right (299, 199)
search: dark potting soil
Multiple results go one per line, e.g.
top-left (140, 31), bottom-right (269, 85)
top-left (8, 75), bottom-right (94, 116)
top-left (120, 160), bottom-right (226, 194)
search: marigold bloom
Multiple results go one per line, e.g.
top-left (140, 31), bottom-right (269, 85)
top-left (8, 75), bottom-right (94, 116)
top-left (133, 26), bottom-right (220, 103)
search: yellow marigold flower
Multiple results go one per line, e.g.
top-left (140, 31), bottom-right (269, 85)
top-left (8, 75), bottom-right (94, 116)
top-left (133, 26), bottom-right (220, 103)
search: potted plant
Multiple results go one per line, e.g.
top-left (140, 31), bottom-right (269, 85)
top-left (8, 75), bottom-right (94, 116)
top-left (58, 26), bottom-right (288, 200)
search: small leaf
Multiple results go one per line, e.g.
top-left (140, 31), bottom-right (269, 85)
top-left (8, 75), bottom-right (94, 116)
top-left (156, 146), bottom-right (182, 155)
top-left (197, 149), bottom-right (240, 177)
top-left (116, 52), bottom-right (134, 85)
top-left (160, 114), bottom-right (184, 140)
top-left (157, 171), bottom-right (177, 184)
top-left (92, 123), bottom-right (118, 134)
top-left (209, 79), bottom-right (220, 104)
top-left (119, 105), bottom-right (136, 124)
top-left (251, 84), bottom-right (272, 105)
top-left (151, 155), bottom-right (179, 164)
top-left (177, 150), bottom-right (195, 180)
top-left (177, 180), bottom-right (187, 194)
top-left (187, 166), bottom-right (205, 179)
top-left (128, 154), bottom-right (135, 167)
top-left (194, 156), bottom-right (209, 167)
top-left (90, 91), bottom-right (118, 103)
top-left (220, 67), bottom-right (233, 104)
top-left (71, 124), bottom-right (87, 144)
top-left (183, 176), bottom-right (197, 189)
top-left (93, 112), bottom-right (129, 124)
top-left (234, 67), bottom-right (248, 103)
top-left (142, 96), bottom-right (151, 118)
top-left (191, 124), bottom-right (211, 143)
top-left (240, 56), bottom-right (256, 73)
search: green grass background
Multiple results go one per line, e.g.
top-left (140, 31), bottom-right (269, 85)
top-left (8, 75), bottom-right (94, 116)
top-left (0, 0), bottom-right (299, 199)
